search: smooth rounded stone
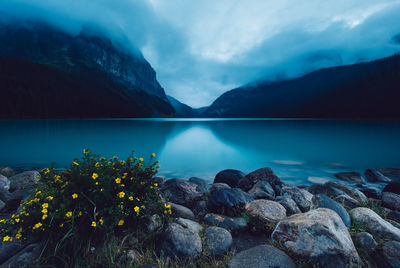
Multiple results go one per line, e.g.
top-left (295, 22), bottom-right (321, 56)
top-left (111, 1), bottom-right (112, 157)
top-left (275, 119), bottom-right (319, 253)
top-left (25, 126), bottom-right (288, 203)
top-left (210, 183), bottom-right (231, 194)
top-left (388, 219), bottom-right (400, 229)
top-left (9, 171), bottom-right (39, 199)
top-left (245, 200), bottom-right (286, 225)
top-left (175, 217), bottom-right (203, 233)
top-left (307, 176), bottom-right (330, 184)
top-left (120, 249), bottom-right (140, 265)
top-left (0, 167), bottom-right (14, 177)
top-left (334, 194), bottom-right (360, 209)
top-left (248, 181), bottom-right (275, 200)
top-left (188, 177), bottom-right (210, 194)
top-left (360, 187), bottom-right (380, 199)
top-left (355, 232), bottom-right (378, 251)
top-left (382, 241), bottom-right (400, 268)
top-left (214, 169), bottom-right (245, 188)
top-left (334, 171), bottom-right (365, 183)
top-left (272, 208), bottom-right (360, 268)
top-left (0, 174), bottom-right (10, 191)
top-left (376, 168), bottom-right (400, 182)
top-left (308, 183), bottom-right (345, 198)
top-left (160, 178), bottom-right (203, 206)
top-left (382, 182), bottom-right (400, 195)
top-left (281, 185), bottom-right (313, 212)
top-left (147, 214), bottom-right (162, 233)
top-left (382, 192), bottom-right (400, 211)
top-left (228, 244), bottom-right (296, 268)
top-left (365, 169), bottom-right (391, 183)
top-left (205, 226), bottom-right (232, 256)
top-left (325, 181), bottom-right (367, 202)
top-left (204, 213), bottom-right (247, 232)
top-left (169, 202), bottom-right (195, 220)
top-left (207, 188), bottom-right (254, 216)
top-left (0, 241), bottom-right (24, 263)
top-left (275, 196), bottom-right (301, 215)
top-left (192, 200), bottom-right (207, 218)
top-left (0, 243), bottom-right (42, 268)
top-left (312, 194), bottom-right (351, 227)
top-left (160, 222), bottom-right (202, 259)
top-left (350, 207), bottom-right (400, 241)
top-left (238, 167), bottom-right (283, 194)
top-left (387, 211), bottom-right (400, 223)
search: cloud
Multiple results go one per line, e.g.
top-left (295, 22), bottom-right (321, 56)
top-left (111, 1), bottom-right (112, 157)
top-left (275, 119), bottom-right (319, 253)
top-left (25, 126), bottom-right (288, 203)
top-left (1, 0), bottom-right (400, 107)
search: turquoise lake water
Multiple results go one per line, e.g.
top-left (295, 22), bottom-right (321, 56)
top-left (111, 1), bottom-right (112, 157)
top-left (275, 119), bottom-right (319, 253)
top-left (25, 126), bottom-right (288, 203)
top-left (0, 119), bottom-right (400, 185)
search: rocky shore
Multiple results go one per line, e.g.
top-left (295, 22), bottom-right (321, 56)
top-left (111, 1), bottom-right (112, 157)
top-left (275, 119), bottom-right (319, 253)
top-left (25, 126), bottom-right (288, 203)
top-left (1, 166), bottom-right (400, 267)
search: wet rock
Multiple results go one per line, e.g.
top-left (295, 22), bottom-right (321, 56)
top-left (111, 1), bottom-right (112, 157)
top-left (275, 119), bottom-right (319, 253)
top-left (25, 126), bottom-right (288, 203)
top-left (248, 181), bottom-right (275, 200)
top-left (175, 218), bottom-right (203, 233)
top-left (308, 183), bottom-right (345, 198)
top-left (160, 222), bottom-right (202, 259)
top-left (376, 168), bottom-right (400, 182)
top-left (192, 200), bottom-right (207, 218)
top-left (334, 172), bottom-right (364, 183)
top-left (160, 178), bottom-right (203, 206)
top-left (282, 185), bottom-right (313, 212)
top-left (210, 183), bottom-right (231, 194)
top-left (387, 210), bottom-right (400, 223)
top-left (204, 213), bottom-right (247, 232)
top-left (382, 182), bottom-right (400, 195)
top-left (0, 241), bottom-right (24, 264)
top-left (334, 194), bottom-right (360, 209)
top-left (350, 207), bottom-right (400, 241)
top-left (325, 181), bottom-right (367, 202)
top-left (245, 200), bottom-right (286, 225)
top-left (388, 219), bottom-right (400, 229)
top-left (312, 194), bottom-right (351, 227)
top-left (360, 188), bottom-right (380, 199)
top-left (355, 232), bottom-right (378, 251)
top-left (275, 196), bottom-right (301, 215)
top-left (238, 168), bottom-right (283, 194)
top-left (365, 169), bottom-right (391, 183)
top-left (382, 192), bottom-right (400, 211)
top-left (188, 177), bottom-right (210, 194)
top-left (272, 208), bottom-right (360, 268)
top-left (382, 241), bottom-right (400, 268)
top-left (207, 188), bottom-right (253, 216)
top-left (147, 214), bottom-right (162, 233)
top-left (169, 202), bottom-right (195, 220)
top-left (0, 167), bottom-right (14, 178)
top-left (9, 171), bottom-right (39, 199)
top-left (0, 243), bottom-right (42, 268)
top-left (0, 175), bottom-right (10, 191)
top-left (228, 244), bottom-right (296, 268)
top-left (214, 169), bottom-right (245, 188)
top-left (205, 226), bottom-right (232, 256)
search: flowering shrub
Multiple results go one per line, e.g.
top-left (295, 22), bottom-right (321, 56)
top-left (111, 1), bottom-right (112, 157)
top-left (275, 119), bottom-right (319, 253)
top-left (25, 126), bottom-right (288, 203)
top-left (0, 150), bottom-right (170, 249)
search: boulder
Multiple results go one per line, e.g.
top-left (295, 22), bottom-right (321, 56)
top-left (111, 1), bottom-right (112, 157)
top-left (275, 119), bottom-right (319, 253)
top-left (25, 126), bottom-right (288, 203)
top-left (376, 168), bottom-right (400, 182)
top-left (188, 177), bottom-right (210, 194)
top-left (192, 200), bottom-right (207, 218)
top-left (382, 241), bottom-right (400, 268)
top-left (248, 181), bottom-right (275, 200)
top-left (325, 181), bottom-right (367, 202)
top-left (9, 171), bottom-right (39, 199)
top-left (205, 227), bottom-right (232, 256)
top-left (0, 167), bottom-right (14, 177)
top-left (210, 183), bottom-right (231, 194)
top-left (387, 211), bottom-right (400, 223)
top-left (169, 202), bottom-right (195, 220)
top-left (333, 194), bottom-right (360, 209)
top-left (381, 192), bottom-right (400, 211)
top-left (334, 172), bottom-right (364, 183)
top-left (207, 188), bottom-right (253, 216)
top-left (308, 183), bottom-right (345, 198)
top-left (0, 243), bottom-right (42, 268)
top-left (175, 218), bottom-right (203, 233)
top-left (382, 182), bottom-right (400, 195)
top-left (312, 194), bottom-right (351, 227)
top-left (160, 178), bottom-right (203, 206)
top-left (204, 213), bottom-right (247, 232)
top-left (271, 208), bottom-right (360, 268)
top-left (0, 241), bottom-right (24, 264)
top-left (147, 214), bottom-right (162, 233)
top-left (388, 219), bottom-right (400, 229)
top-left (0, 175), bottom-right (10, 191)
top-left (159, 222), bottom-right (202, 259)
top-left (365, 169), bottom-right (391, 183)
top-left (245, 200), bottom-right (286, 225)
top-left (350, 207), bottom-right (400, 241)
top-left (275, 196), bottom-right (301, 215)
top-left (238, 168), bottom-right (283, 194)
top-left (228, 244), bottom-right (296, 268)
top-left (355, 232), bottom-right (378, 251)
top-left (360, 188), bottom-right (380, 199)
top-left (281, 185), bottom-right (314, 212)
top-left (214, 169), bottom-right (245, 188)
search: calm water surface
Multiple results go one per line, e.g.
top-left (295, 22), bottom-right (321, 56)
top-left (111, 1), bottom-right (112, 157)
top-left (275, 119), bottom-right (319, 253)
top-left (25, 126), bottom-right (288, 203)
top-left (1, 119), bottom-right (400, 185)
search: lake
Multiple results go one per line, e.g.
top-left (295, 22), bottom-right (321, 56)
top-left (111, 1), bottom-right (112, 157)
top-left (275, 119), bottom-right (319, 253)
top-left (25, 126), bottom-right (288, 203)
top-left (1, 119), bottom-right (400, 186)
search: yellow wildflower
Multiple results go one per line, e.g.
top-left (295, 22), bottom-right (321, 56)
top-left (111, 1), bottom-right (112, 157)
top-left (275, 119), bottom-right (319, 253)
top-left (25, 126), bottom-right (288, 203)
top-left (42, 203), bottom-right (49, 209)
top-left (78, 211), bottom-right (82, 217)
top-left (99, 218), bottom-right (104, 224)
top-left (42, 214), bottom-right (48, 220)
top-left (46, 196), bottom-right (54, 200)
top-left (59, 223), bottom-right (64, 228)
top-left (95, 162), bottom-right (100, 167)
top-left (128, 196), bottom-right (133, 201)
top-left (15, 218), bottom-right (20, 223)
top-left (72, 161), bottom-right (79, 166)
top-left (118, 219), bottom-right (124, 226)
top-left (92, 173), bottom-right (98, 180)
top-left (41, 209), bottom-right (48, 214)
top-left (35, 191), bottom-right (41, 196)
top-left (118, 192), bottom-right (125, 198)
top-left (65, 211), bottom-right (72, 218)
top-left (42, 168), bottom-right (50, 175)
top-left (3, 236), bottom-right (11, 242)
top-left (32, 222), bottom-right (42, 230)
top-left (139, 158), bottom-right (143, 162)
top-left (152, 153), bottom-right (156, 157)
top-left (157, 165), bottom-right (161, 169)
top-left (15, 233), bottom-right (22, 239)
top-left (134, 206), bottom-right (140, 214)
top-left (100, 188), bottom-right (104, 192)
top-left (100, 157), bottom-right (106, 161)
top-left (95, 182), bottom-right (99, 185)
top-left (91, 221), bottom-right (96, 227)
top-left (72, 193), bottom-right (78, 199)
top-left (154, 183), bottom-right (158, 187)
top-left (115, 178), bottom-right (121, 184)
top-left (83, 149), bottom-right (89, 154)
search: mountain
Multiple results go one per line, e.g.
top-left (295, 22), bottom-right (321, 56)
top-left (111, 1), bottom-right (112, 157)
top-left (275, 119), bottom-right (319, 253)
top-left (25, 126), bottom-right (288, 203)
top-left (204, 54), bottom-right (400, 118)
top-left (167, 96), bottom-right (199, 117)
top-left (0, 20), bottom-right (174, 118)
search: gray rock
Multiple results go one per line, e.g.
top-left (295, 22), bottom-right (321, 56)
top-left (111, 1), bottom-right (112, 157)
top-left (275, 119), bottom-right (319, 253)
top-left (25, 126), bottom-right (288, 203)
top-left (382, 241), bottom-right (400, 268)
top-left (214, 169), bottom-right (245, 188)
top-left (228, 244), bottom-right (296, 268)
top-left (0, 243), bottom-right (42, 268)
top-left (308, 183), bottom-right (345, 198)
top-left (0, 167), bottom-right (14, 178)
top-left (207, 188), bottom-right (254, 216)
top-left (169, 202), bottom-right (195, 220)
top-left (376, 168), bottom-right (400, 182)
top-left (9, 171), bottom-right (39, 199)
top-left (160, 178), bottom-right (203, 206)
top-left (0, 175), bottom-right (10, 191)
top-left (334, 194), bottom-right (360, 209)
top-left (120, 249), bottom-right (140, 265)
top-left (204, 213), bottom-right (247, 232)
top-left (248, 181), bottom-right (275, 199)
top-left (388, 219), bottom-right (400, 229)
top-left (0, 241), bottom-right (24, 264)
top-left (275, 196), bottom-right (301, 215)
top-left (245, 200), bottom-right (286, 225)
top-left (192, 200), bottom-right (207, 218)
top-left (282, 185), bottom-right (314, 212)
top-left (272, 208), bottom-right (360, 268)
top-left (160, 222), bottom-right (202, 259)
top-left (350, 207), bottom-right (400, 241)
top-left (360, 187), bottom-right (380, 199)
top-left (325, 181), bottom-right (367, 202)
top-left (334, 172), bottom-right (365, 183)
top-left (387, 210), bottom-right (400, 223)
top-left (238, 168), bottom-right (283, 194)
top-left (355, 232), bottom-right (378, 251)
top-left (382, 182), bottom-right (400, 195)
top-left (175, 217), bottom-right (203, 233)
top-left (147, 214), bottom-right (162, 233)
top-left (365, 169), bottom-right (391, 183)
top-left (382, 192), bottom-right (400, 211)
top-left (205, 226), bottom-right (232, 256)
top-left (312, 194), bottom-right (351, 227)
top-left (210, 183), bottom-right (231, 194)
top-left (188, 177), bottom-right (210, 194)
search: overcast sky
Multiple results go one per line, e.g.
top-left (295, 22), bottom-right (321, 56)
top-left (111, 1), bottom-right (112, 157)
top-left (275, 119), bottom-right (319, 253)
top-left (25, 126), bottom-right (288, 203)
top-left (2, 0), bottom-right (400, 107)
